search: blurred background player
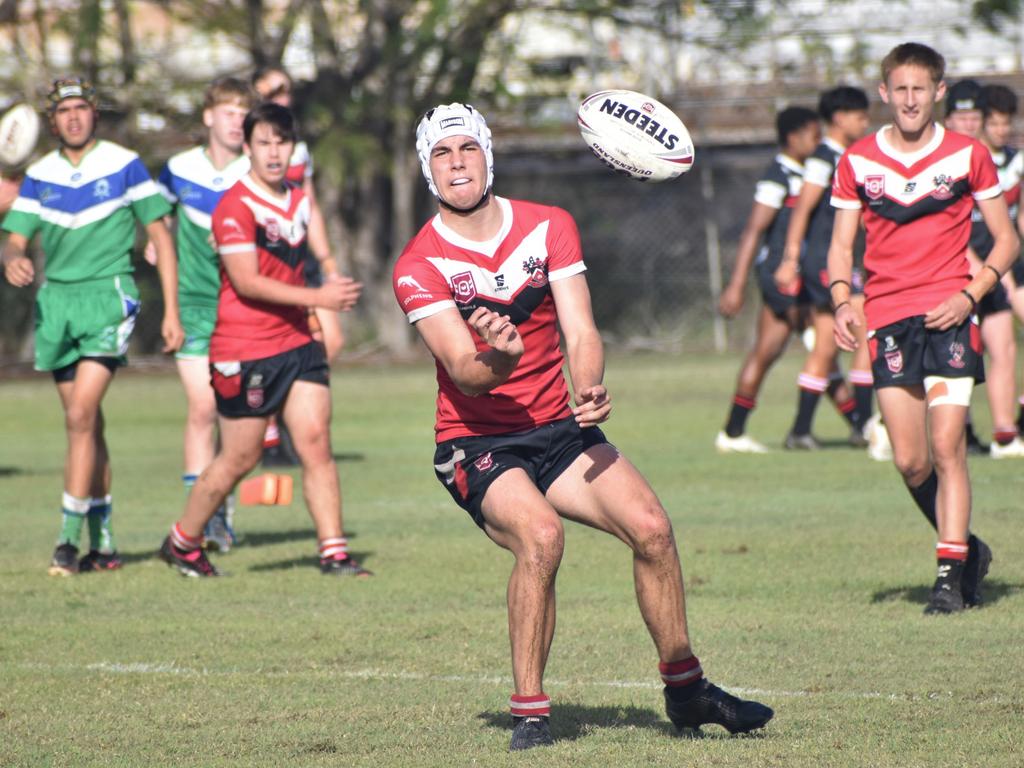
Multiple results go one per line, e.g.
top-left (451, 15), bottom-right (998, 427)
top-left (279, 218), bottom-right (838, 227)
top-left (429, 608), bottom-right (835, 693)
top-left (976, 83), bottom-right (1024, 452)
top-left (776, 86), bottom-right (873, 450)
top-left (946, 79), bottom-right (1024, 458)
top-left (253, 66), bottom-right (344, 467)
top-left (159, 103), bottom-right (366, 578)
top-left (716, 106), bottom-right (820, 453)
top-left (830, 43), bottom-right (1016, 613)
top-left (1, 76), bottom-right (183, 575)
top-left (395, 103), bottom-right (773, 751)
top-left (153, 77), bottom-right (258, 552)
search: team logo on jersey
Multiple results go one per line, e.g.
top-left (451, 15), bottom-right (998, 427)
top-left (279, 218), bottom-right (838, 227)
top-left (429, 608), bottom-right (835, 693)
top-left (885, 350), bottom-right (903, 374)
top-left (932, 174), bottom-right (954, 200)
top-left (451, 271), bottom-right (477, 304)
top-left (474, 452), bottom-right (495, 472)
top-left (397, 275), bottom-right (428, 292)
top-left (39, 186), bottom-right (60, 203)
top-left (93, 179), bottom-right (111, 199)
top-left (265, 218), bottom-right (281, 243)
top-left (522, 255), bottom-right (547, 288)
top-left (70, 172), bottom-right (82, 182)
top-left (865, 175), bottom-right (885, 201)
top-left (948, 341), bottom-right (966, 369)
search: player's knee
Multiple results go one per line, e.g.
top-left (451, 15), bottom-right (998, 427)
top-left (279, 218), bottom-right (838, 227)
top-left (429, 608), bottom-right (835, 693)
top-left (64, 403), bottom-right (98, 435)
top-left (628, 502), bottom-right (675, 559)
top-left (519, 520), bottom-right (564, 575)
top-left (892, 453), bottom-right (930, 485)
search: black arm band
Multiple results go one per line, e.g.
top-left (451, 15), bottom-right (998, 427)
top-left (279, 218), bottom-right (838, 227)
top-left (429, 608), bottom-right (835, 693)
top-left (983, 264), bottom-right (1002, 281)
top-left (833, 300), bottom-right (850, 313)
top-left (828, 279), bottom-right (852, 293)
top-left (961, 289), bottom-right (977, 313)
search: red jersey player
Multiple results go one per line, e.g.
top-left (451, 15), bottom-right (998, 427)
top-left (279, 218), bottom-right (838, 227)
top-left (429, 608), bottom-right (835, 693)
top-left (393, 104), bottom-right (772, 751)
top-left (828, 43), bottom-right (1018, 614)
top-left (159, 103), bottom-right (366, 578)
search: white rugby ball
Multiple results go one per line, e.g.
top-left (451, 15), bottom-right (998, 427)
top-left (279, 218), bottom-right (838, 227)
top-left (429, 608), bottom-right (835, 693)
top-left (0, 103), bottom-right (41, 170)
top-left (577, 90), bottom-right (694, 182)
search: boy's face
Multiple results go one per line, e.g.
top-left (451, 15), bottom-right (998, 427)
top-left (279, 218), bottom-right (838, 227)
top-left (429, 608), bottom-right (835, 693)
top-left (786, 121), bottom-right (821, 162)
top-left (983, 111), bottom-right (1012, 150)
top-left (879, 64), bottom-right (945, 136)
top-left (946, 108), bottom-right (982, 139)
top-left (204, 100), bottom-right (248, 153)
top-left (244, 122), bottom-right (294, 188)
top-left (834, 109), bottom-right (870, 144)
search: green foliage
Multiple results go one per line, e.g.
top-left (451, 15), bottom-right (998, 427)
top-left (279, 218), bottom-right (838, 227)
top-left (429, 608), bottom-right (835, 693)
top-left (1, 353), bottom-right (1022, 766)
top-left (972, 0), bottom-right (1021, 32)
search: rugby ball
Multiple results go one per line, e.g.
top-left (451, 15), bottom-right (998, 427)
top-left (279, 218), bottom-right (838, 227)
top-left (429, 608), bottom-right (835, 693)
top-left (577, 90), bottom-right (694, 182)
top-left (0, 103), bottom-right (41, 170)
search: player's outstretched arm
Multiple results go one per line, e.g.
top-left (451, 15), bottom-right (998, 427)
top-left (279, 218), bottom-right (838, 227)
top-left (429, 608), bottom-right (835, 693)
top-left (145, 218), bottom-right (184, 353)
top-left (415, 306), bottom-right (523, 397)
top-left (827, 207), bottom-right (861, 351)
top-left (719, 202), bottom-right (777, 317)
top-left (776, 181), bottom-right (826, 288)
top-left (551, 273), bottom-right (610, 427)
top-left (1, 232), bottom-right (33, 287)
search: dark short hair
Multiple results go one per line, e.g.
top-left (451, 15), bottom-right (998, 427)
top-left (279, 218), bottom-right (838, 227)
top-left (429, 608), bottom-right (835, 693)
top-left (776, 106), bottom-right (819, 145)
top-left (980, 84), bottom-right (1018, 118)
top-left (819, 86), bottom-right (869, 122)
top-left (243, 102), bottom-right (297, 144)
top-left (881, 42), bottom-right (945, 85)
top-left (946, 79), bottom-right (982, 116)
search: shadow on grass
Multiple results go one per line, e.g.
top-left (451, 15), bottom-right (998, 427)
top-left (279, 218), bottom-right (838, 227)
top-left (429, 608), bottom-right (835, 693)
top-left (477, 705), bottom-right (769, 743)
top-left (239, 528), bottom-right (358, 547)
top-left (0, 465), bottom-right (61, 477)
top-left (247, 550), bottom-right (373, 573)
top-left (870, 580), bottom-right (1023, 607)
top-left (332, 452), bottom-right (365, 462)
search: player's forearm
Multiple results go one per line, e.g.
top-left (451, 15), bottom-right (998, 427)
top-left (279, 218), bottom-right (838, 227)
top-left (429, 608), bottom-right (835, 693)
top-left (969, 234), bottom-right (1020, 300)
top-left (826, 245), bottom-right (854, 303)
top-left (229, 271), bottom-right (319, 308)
top-left (1, 239), bottom-right (26, 266)
top-left (449, 349), bottom-right (520, 396)
top-left (783, 205), bottom-right (811, 258)
top-left (728, 232), bottom-right (760, 285)
top-left (565, 331), bottom-right (605, 396)
top-left (154, 247), bottom-right (180, 315)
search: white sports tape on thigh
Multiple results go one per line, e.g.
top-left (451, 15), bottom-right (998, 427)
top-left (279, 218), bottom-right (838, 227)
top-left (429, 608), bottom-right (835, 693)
top-left (924, 375), bottom-right (974, 408)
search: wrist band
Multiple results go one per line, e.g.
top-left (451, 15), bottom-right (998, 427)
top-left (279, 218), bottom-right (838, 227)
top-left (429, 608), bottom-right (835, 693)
top-left (833, 300), bottom-right (850, 312)
top-left (961, 289), bottom-right (977, 313)
top-left (983, 264), bottom-right (1001, 281)
top-left (829, 279), bottom-right (851, 292)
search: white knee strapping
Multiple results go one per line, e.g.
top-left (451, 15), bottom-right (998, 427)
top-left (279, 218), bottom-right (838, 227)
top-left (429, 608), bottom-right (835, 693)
top-left (924, 375), bottom-right (974, 408)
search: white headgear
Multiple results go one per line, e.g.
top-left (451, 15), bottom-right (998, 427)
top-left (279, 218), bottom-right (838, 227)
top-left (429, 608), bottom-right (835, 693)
top-left (415, 103), bottom-right (493, 198)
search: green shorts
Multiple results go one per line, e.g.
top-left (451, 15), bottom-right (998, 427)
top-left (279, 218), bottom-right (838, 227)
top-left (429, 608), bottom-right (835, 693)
top-left (176, 303), bottom-right (217, 359)
top-left (34, 275), bottom-right (140, 372)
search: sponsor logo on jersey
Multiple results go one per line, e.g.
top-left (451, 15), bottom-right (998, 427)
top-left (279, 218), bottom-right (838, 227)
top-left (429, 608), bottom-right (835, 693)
top-left (221, 217), bottom-right (245, 241)
top-left (93, 179), bottom-right (110, 199)
top-left (39, 186), bottom-right (60, 203)
top-left (948, 341), bottom-right (966, 369)
top-left (397, 275), bottom-right (428, 292)
top-left (903, 181), bottom-right (916, 194)
top-left (932, 174), bottom-right (954, 200)
top-left (597, 98), bottom-right (680, 151)
top-left (246, 372), bottom-right (264, 409)
top-left (865, 174), bottom-right (885, 201)
top-left (495, 273), bottom-right (506, 290)
top-left (884, 335), bottom-right (897, 352)
top-left (178, 183), bottom-right (203, 201)
top-left (212, 176), bottom-right (224, 186)
top-left (71, 172), bottom-right (82, 182)
top-left (451, 271), bottom-right (477, 304)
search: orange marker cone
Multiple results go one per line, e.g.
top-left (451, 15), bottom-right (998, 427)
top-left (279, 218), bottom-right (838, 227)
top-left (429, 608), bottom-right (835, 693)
top-left (239, 473), bottom-right (293, 505)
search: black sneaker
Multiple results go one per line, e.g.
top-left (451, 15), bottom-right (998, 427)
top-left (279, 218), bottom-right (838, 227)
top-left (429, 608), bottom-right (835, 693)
top-left (319, 555), bottom-right (372, 577)
top-left (664, 679), bottom-right (773, 735)
top-left (848, 425), bottom-right (869, 448)
top-left (923, 579), bottom-right (965, 614)
top-left (159, 537), bottom-right (220, 577)
top-left (965, 429), bottom-right (989, 456)
top-left (78, 549), bottom-right (123, 572)
top-left (961, 536), bottom-right (992, 608)
top-left (48, 543), bottom-right (79, 576)
top-left (784, 432), bottom-right (821, 451)
top-left (509, 717), bottom-right (554, 751)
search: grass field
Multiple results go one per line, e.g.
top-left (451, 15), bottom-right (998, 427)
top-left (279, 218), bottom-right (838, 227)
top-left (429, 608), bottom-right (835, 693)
top-left (1, 351), bottom-right (1022, 767)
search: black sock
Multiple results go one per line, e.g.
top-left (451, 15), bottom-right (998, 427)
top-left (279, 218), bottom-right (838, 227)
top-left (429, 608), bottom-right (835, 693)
top-left (725, 395), bottom-right (755, 438)
top-left (853, 384), bottom-right (873, 424)
top-left (792, 389), bottom-right (821, 435)
top-left (907, 470), bottom-right (938, 530)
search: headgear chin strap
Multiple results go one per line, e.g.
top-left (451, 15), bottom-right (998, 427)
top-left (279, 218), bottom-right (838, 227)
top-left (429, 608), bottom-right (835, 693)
top-left (415, 103), bottom-right (494, 201)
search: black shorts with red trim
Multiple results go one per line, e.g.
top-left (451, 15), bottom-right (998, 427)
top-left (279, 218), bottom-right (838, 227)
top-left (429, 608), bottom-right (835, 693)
top-left (210, 341), bottom-right (329, 418)
top-left (868, 315), bottom-right (984, 389)
top-left (432, 416), bottom-right (609, 529)
top-left (756, 262), bottom-right (809, 317)
top-left (802, 253), bottom-right (866, 309)
top-left (978, 280), bottom-right (1012, 319)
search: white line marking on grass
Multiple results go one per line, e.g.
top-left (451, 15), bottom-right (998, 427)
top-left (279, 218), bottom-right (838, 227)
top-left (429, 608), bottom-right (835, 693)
top-left (17, 661), bottom-right (997, 704)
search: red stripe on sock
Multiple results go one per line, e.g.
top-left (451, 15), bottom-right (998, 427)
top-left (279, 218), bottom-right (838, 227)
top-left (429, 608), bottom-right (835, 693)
top-left (733, 395), bottom-right (756, 410)
top-left (510, 693), bottom-right (550, 717)
top-left (936, 541), bottom-right (969, 561)
top-left (836, 398), bottom-right (856, 414)
top-left (659, 655), bottom-right (704, 686)
top-left (171, 522), bottom-right (201, 551)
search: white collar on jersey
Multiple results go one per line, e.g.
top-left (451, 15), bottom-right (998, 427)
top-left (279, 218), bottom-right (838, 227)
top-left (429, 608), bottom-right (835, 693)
top-left (430, 195), bottom-right (513, 258)
top-left (240, 173), bottom-right (292, 209)
top-left (823, 136), bottom-right (846, 156)
top-left (775, 153), bottom-right (804, 175)
top-left (875, 123), bottom-right (946, 168)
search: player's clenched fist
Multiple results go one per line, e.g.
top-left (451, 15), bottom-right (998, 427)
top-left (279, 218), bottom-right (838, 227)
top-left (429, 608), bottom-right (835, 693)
top-left (3, 255), bottom-right (34, 287)
top-left (316, 274), bottom-right (362, 311)
top-left (468, 307), bottom-right (524, 357)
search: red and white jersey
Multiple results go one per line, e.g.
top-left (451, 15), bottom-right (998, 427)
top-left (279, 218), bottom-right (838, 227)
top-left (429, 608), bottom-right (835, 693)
top-left (393, 197), bottom-right (587, 442)
top-left (832, 124), bottom-right (1001, 329)
top-left (210, 174), bottom-right (313, 362)
top-left (285, 140), bottom-right (313, 186)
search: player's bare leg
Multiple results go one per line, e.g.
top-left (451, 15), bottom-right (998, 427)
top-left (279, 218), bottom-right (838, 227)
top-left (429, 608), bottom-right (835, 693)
top-left (980, 312), bottom-right (1023, 456)
top-left (849, 297), bottom-right (875, 432)
top-left (788, 307), bottom-right (845, 448)
top-left (876, 386), bottom-right (931, 485)
top-left (480, 470), bottom-right (563, 699)
top-left (546, 442), bottom-right (773, 734)
top-left (283, 380), bottom-right (367, 575)
top-left (927, 404), bottom-right (971, 543)
top-left (176, 357), bottom-right (218, 476)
